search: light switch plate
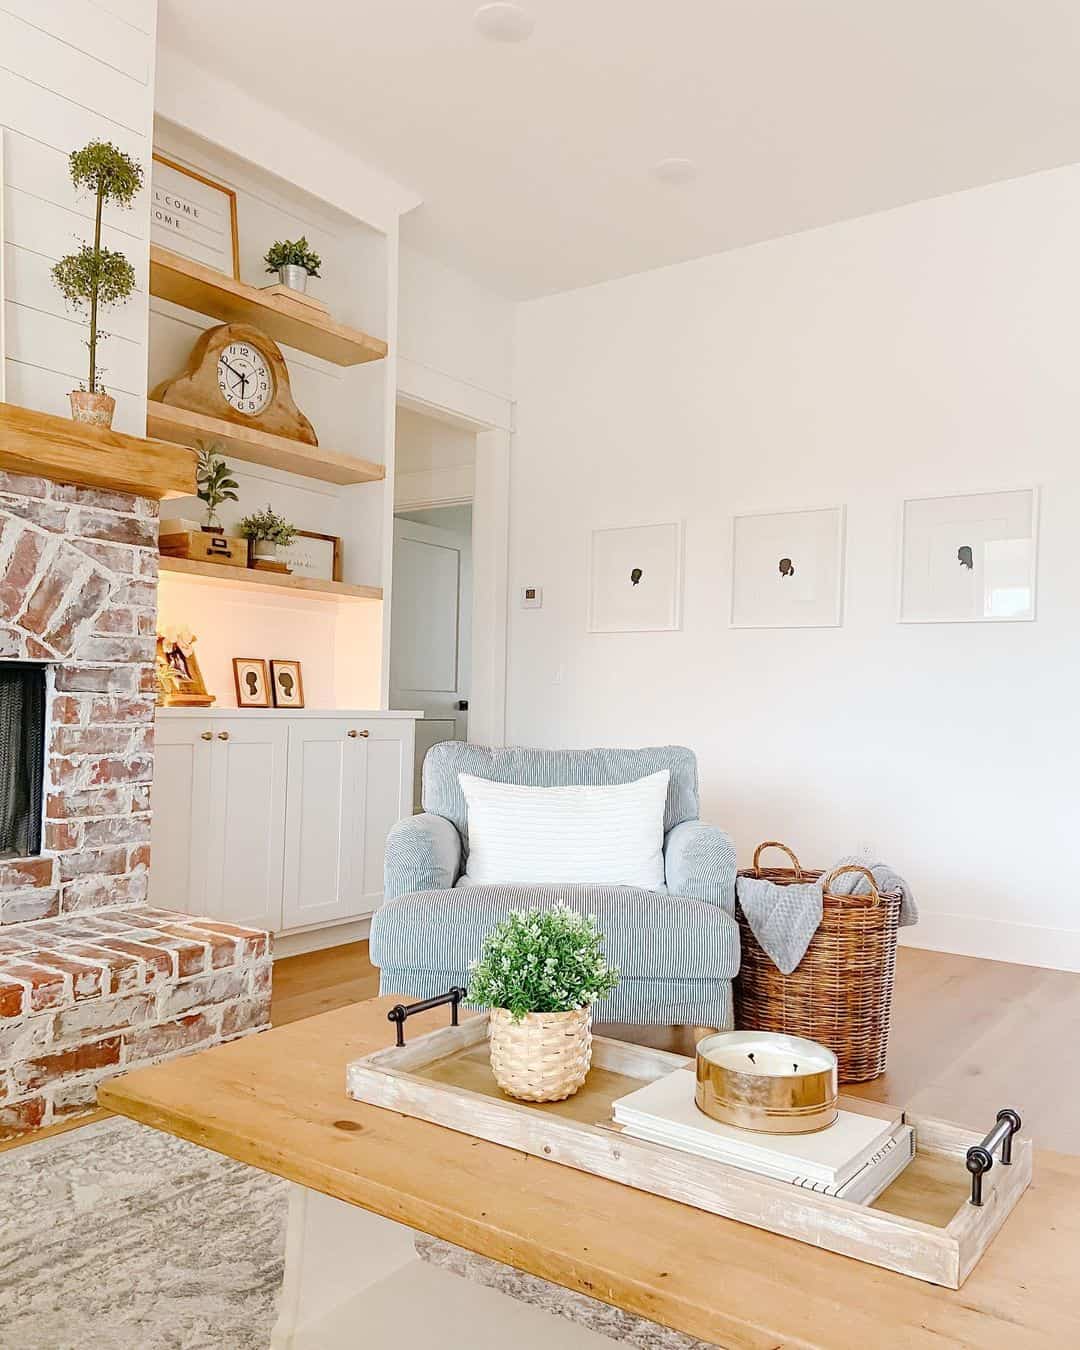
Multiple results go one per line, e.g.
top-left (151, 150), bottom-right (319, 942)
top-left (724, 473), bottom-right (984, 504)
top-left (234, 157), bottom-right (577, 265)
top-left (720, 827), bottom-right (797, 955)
top-left (520, 586), bottom-right (543, 609)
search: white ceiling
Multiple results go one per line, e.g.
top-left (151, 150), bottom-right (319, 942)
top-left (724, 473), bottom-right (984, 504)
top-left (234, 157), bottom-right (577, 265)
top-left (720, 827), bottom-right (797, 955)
top-left (159, 1), bottom-right (1080, 299)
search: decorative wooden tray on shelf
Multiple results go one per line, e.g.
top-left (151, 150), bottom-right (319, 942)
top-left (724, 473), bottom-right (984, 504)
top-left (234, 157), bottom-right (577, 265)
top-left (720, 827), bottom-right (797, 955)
top-left (346, 997), bottom-right (1031, 1290)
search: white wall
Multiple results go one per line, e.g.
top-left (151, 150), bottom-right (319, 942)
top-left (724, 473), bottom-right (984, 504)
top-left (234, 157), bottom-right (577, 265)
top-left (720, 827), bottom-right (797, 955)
top-left (509, 164), bottom-right (1080, 972)
top-left (394, 405), bottom-right (475, 509)
top-left (1, 0), bottom-right (157, 432)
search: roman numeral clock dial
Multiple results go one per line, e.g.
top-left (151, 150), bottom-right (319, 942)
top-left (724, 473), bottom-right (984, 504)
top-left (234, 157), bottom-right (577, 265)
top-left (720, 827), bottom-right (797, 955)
top-left (217, 341), bottom-right (272, 415)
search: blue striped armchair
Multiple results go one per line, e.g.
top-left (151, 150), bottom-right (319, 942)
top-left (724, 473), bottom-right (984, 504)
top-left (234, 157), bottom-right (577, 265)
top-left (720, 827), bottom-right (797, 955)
top-left (370, 743), bottom-right (740, 1029)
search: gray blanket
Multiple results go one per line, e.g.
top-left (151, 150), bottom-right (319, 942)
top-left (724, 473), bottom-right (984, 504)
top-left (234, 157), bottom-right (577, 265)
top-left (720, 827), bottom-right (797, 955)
top-left (736, 856), bottom-right (918, 975)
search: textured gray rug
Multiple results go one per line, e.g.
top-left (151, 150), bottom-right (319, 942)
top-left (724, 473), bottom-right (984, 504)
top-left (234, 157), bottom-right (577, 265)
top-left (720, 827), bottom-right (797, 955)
top-left (0, 1118), bottom-right (711, 1349)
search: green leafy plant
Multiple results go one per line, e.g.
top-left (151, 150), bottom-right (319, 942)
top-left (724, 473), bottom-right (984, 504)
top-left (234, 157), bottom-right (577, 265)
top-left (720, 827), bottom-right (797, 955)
top-left (467, 906), bottom-right (619, 1021)
top-left (263, 236), bottom-right (322, 277)
top-left (195, 443), bottom-right (239, 529)
top-left (238, 504), bottom-right (298, 547)
top-left (51, 140), bottom-right (143, 394)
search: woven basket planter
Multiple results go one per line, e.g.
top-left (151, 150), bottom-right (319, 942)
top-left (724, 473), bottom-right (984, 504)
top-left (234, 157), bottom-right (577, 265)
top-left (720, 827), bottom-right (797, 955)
top-left (488, 1006), bottom-right (593, 1102)
top-left (735, 842), bottom-right (903, 1084)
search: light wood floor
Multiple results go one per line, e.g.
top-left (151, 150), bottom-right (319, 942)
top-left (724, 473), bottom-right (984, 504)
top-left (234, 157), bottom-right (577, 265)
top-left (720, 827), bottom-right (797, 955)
top-left (4, 942), bottom-right (1078, 1155)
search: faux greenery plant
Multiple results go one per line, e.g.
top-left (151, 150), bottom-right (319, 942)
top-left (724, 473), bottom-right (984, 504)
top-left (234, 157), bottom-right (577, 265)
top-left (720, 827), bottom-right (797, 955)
top-left (238, 504), bottom-right (298, 547)
top-left (195, 443), bottom-right (239, 529)
top-left (51, 140), bottom-right (143, 395)
top-left (467, 906), bottom-right (619, 1021)
top-left (264, 236), bottom-right (322, 277)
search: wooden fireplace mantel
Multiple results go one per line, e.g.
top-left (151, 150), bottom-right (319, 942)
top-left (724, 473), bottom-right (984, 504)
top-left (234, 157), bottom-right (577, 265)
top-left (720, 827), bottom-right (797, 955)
top-left (0, 402), bottom-right (197, 500)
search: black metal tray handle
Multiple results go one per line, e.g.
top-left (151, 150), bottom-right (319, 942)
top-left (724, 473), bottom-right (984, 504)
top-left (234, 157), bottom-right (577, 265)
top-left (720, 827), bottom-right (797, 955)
top-left (387, 987), bottom-right (468, 1047)
top-left (966, 1107), bottom-right (1022, 1205)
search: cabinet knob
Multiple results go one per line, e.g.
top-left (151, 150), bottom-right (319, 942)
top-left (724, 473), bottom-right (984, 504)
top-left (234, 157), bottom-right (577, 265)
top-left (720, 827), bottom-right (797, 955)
top-left (200, 730), bottom-right (213, 741)
top-left (347, 729), bottom-right (370, 739)
top-left (217, 731), bottom-right (230, 741)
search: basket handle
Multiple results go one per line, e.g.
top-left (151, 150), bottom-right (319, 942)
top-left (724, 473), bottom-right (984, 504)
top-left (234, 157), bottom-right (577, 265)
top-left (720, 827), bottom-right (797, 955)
top-left (752, 841), bottom-right (803, 878)
top-left (822, 864), bottom-right (881, 904)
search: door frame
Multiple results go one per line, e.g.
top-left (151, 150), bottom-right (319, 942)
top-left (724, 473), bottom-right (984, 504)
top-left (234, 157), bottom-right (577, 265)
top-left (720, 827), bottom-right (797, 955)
top-left (394, 364), bottom-right (512, 748)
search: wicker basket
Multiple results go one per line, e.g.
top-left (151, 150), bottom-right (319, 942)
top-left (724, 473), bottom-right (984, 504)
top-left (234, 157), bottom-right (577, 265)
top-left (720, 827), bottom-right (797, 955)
top-left (488, 1006), bottom-right (592, 1102)
top-left (734, 841), bottom-right (903, 1084)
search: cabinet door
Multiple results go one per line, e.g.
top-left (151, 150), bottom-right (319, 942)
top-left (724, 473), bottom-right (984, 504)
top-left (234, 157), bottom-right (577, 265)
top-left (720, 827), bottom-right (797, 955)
top-left (149, 718), bottom-right (213, 914)
top-left (357, 720), bottom-right (415, 917)
top-left (203, 719), bottom-right (288, 932)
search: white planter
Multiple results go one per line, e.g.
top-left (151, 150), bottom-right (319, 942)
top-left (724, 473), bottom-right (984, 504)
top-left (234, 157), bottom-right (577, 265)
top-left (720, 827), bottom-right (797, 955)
top-left (252, 539), bottom-right (279, 562)
top-left (488, 1005), bottom-right (592, 1102)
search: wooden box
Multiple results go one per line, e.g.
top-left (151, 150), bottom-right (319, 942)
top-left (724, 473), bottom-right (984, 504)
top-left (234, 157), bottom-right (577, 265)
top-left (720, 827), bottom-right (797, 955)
top-left (160, 529), bottom-right (247, 566)
top-left (346, 1013), bottom-right (1032, 1289)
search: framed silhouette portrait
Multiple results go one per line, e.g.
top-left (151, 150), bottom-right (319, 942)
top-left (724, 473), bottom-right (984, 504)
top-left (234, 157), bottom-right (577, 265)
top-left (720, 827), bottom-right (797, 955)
top-left (588, 522), bottom-right (683, 633)
top-left (270, 659), bottom-right (305, 709)
top-left (233, 657), bottom-right (271, 708)
top-left (731, 506), bottom-right (846, 628)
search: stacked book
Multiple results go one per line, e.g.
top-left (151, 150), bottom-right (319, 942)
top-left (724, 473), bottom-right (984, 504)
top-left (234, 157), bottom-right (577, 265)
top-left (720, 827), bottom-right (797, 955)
top-left (612, 1070), bottom-right (913, 1205)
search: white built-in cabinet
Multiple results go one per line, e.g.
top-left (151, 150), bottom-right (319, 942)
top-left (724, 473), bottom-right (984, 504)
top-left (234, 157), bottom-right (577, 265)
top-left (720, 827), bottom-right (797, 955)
top-left (151, 711), bottom-right (418, 935)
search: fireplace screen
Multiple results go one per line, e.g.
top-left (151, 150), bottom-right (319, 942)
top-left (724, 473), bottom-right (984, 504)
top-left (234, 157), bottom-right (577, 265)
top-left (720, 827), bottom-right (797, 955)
top-left (0, 664), bottom-right (46, 857)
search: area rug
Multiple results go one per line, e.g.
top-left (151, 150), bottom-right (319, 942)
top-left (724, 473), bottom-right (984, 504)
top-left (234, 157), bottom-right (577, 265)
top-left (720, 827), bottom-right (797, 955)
top-left (0, 1117), bottom-right (711, 1349)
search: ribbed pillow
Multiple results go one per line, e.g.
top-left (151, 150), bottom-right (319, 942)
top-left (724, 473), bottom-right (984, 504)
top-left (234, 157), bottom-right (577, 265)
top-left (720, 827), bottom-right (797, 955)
top-left (457, 770), bottom-right (670, 888)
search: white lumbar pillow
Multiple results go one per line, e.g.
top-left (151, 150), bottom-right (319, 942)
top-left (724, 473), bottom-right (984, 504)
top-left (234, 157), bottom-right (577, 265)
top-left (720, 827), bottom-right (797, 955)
top-left (457, 769), bottom-right (670, 889)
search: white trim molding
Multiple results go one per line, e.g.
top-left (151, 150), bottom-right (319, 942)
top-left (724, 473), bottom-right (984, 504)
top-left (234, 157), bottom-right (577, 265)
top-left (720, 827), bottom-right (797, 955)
top-left (901, 913), bottom-right (1080, 974)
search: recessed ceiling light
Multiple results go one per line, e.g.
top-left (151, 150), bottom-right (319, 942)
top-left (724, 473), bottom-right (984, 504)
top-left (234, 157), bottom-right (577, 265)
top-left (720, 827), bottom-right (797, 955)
top-left (652, 157), bottom-right (698, 185)
top-left (473, 3), bottom-right (535, 42)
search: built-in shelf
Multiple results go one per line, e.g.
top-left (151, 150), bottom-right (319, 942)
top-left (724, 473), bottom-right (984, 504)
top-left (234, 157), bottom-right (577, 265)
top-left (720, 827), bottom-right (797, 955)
top-left (0, 401), bottom-right (196, 499)
top-left (158, 556), bottom-right (382, 603)
top-left (149, 245), bottom-right (388, 367)
top-left (146, 403), bottom-right (386, 486)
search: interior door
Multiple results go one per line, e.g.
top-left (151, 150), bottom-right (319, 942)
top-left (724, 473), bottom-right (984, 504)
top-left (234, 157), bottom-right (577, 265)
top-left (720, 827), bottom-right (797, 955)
top-left (148, 717), bottom-right (214, 914)
top-left (203, 718), bottom-right (288, 932)
top-left (390, 516), bottom-right (470, 809)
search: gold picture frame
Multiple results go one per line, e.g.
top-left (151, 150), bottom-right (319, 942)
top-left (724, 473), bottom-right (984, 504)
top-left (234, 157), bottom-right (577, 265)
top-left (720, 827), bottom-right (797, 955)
top-left (151, 152), bottom-right (240, 280)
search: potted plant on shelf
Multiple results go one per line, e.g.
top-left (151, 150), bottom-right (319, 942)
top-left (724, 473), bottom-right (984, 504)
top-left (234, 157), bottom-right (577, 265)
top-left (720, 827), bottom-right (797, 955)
top-left (468, 905), bottom-right (619, 1103)
top-left (263, 236), bottom-right (322, 294)
top-left (196, 443), bottom-right (239, 532)
top-left (238, 504), bottom-right (298, 565)
top-left (51, 140), bottom-right (143, 428)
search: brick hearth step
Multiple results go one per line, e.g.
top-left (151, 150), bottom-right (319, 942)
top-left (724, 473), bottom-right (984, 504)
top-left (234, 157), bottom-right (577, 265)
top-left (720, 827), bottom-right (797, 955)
top-left (0, 906), bottom-right (271, 1140)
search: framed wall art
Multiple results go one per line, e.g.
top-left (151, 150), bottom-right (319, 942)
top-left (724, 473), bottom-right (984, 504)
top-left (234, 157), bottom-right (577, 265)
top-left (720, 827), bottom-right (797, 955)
top-left (233, 657), bottom-right (271, 708)
top-left (730, 506), bottom-right (846, 628)
top-left (588, 522), bottom-right (683, 633)
top-left (899, 488), bottom-right (1038, 623)
top-left (151, 153), bottom-right (240, 278)
top-left (280, 530), bottom-right (342, 582)
top-left (270, 660), bottom-right (305, 709)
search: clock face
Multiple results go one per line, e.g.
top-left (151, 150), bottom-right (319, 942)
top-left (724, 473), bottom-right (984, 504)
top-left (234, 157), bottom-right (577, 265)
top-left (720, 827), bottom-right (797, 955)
top-left (217, 341), bottom-right (272, 416)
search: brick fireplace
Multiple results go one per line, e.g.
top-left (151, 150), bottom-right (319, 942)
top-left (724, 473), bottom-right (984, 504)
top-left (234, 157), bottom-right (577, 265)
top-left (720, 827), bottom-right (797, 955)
top-left (0, 409), bottom-right (271, 1140)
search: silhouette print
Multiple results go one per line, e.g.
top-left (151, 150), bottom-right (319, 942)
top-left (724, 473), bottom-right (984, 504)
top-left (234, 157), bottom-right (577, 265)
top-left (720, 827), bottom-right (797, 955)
top-left (279, 671), bottom-right (295, 699)
top-left (779, 557), bottom-right (795, 578)
top-left (957, 545), bottom-right (974, 570)
top-left (244, 670), bottom-right (259, 697)
top-left (630, 568), bottom-right (643, 586)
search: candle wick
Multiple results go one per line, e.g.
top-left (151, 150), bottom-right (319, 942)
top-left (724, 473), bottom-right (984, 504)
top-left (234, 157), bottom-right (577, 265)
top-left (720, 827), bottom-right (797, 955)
top-left (793, 1063), bottom-right (799, 1073)
top-left (747, 1052), bottom-right (756, 1064)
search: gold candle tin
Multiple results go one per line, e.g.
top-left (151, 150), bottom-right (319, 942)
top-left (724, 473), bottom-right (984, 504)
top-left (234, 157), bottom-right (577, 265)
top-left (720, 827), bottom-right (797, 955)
top-left (695, 1030), bottom-right (838, 1135)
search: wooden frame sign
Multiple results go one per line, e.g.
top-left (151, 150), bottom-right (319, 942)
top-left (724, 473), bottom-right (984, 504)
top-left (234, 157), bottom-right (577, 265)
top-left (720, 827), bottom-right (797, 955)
top-left (151, 153), bottom-right (240, 279)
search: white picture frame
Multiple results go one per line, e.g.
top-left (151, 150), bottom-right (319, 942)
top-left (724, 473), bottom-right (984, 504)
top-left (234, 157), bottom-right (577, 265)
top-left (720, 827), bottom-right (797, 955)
top-left (898, 488), bottom-right (1038, 624)
top-left (730, 506), bottom-right (846, 628)
top-left (588, 521), bottom-right (683, 633)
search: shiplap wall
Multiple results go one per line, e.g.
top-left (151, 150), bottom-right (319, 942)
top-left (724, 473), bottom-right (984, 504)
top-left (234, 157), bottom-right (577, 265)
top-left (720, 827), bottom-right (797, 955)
top-left (0, 0), bottom-right (157, 433)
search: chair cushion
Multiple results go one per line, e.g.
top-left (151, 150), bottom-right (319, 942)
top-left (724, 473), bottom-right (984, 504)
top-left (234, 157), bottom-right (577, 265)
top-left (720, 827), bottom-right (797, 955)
top-left (369, 883), bottom-right (740, 983)
top-left (421, 743), bottom-right (699, 850)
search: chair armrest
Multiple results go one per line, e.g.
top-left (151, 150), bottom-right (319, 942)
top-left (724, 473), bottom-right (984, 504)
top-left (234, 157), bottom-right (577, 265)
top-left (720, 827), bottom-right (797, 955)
top-left (664, 820), bottom-right (737, 915)
top-left (384, 813), bottom-right (463, 900)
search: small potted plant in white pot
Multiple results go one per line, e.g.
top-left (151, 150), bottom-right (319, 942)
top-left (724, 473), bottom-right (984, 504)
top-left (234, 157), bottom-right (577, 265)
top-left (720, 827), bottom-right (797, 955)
top-left (51, 140), bottom-right (143, 427)
top-left (468, 905), bottom-right (619, 1103)
top-left (263, 236), bottom-right (322, 294)
top-left (238, 504), bottom-right (298, 565)
top-left (196, 443), bottom-right (239, 532)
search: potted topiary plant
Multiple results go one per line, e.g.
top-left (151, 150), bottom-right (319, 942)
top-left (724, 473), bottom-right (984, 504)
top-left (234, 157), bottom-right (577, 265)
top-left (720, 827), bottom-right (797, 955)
top-left (468, 905), bottom-right (619, 1103)
top-left (51, 140), bottom-right (143, 427)
top-left (196, 443), bottom-right (239, 532)
top-left (263, 236), bottom-right (322, 294)
top-left (238, 504), bottom-right (298, 564)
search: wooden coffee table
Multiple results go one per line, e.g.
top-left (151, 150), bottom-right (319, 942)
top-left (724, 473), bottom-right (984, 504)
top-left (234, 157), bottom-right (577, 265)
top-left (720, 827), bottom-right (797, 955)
top-left (99, 996), bottom-right (1080, 1349)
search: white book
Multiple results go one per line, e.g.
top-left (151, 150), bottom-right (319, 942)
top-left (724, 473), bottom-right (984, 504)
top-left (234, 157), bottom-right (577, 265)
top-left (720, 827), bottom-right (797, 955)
top-left (613, 1069), bottom-right (903, 1189)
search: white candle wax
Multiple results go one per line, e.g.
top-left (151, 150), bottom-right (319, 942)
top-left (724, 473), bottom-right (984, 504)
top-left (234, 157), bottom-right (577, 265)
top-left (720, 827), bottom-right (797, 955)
top-left (701, 1033), bottom-right (834, 1078)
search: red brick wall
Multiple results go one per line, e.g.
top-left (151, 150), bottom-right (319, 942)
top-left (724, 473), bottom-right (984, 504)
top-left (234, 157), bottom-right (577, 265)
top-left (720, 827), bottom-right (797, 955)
top-left (0, 470), bottom-right (159, 926)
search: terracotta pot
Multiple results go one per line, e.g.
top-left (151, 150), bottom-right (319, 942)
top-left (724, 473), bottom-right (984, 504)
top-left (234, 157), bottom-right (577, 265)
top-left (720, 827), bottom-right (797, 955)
top-left (488, 1005), bottom-right (592, 1102)
top-left (69, 390), bottom-right (116, 428)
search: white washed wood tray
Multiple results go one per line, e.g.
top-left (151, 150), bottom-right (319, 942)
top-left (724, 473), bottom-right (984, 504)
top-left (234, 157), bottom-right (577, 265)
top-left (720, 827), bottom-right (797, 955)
top-left (346, 1008), bottom-right (1031, 1288)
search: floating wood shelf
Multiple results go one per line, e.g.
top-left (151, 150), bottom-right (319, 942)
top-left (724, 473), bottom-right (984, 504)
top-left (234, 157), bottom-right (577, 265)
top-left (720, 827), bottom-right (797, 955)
top-left (149, 246), bottom-right (388, 367)
top-left (0, 401), bottom-right (196, 499)
top-left (158, 556), bottom-right (382, 603)
top-left (146, 403), bottom-right (385, 487)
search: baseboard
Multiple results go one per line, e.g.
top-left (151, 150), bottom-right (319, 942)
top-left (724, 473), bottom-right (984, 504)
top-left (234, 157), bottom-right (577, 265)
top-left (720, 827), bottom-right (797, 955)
top-left (273, 918), bottom-right (372, 960)
top-left (900, 912), bottom-right (1080, 973)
